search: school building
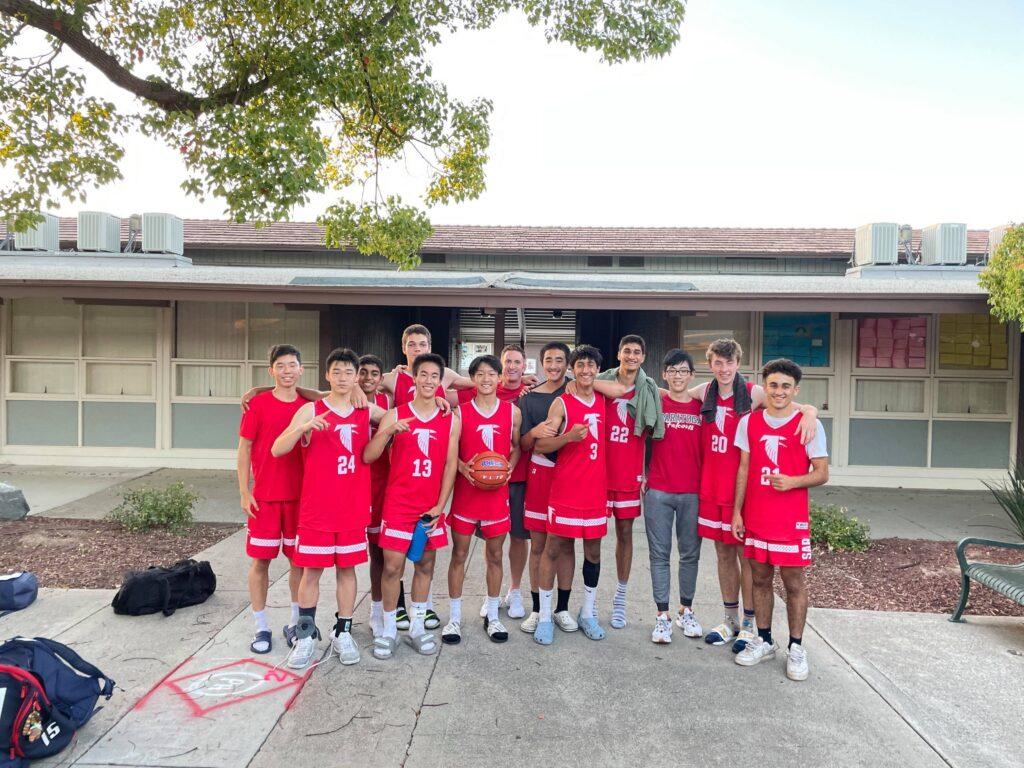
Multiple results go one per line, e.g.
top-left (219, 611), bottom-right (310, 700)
top-left (0, 214), bottom-right (1016, 489)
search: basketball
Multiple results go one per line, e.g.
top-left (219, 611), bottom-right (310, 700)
top-left (466, 451), bottom-right (511, 489)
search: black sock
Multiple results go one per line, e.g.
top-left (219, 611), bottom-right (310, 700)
top-left (757, 626), bottom-right (773, 645)
top-left (334, 614), bottom-right (353, 635)
top-left (656, 601), bottom-right (669, 613)
top-left (788, 636), bottom-right (802, 649)
top-left (299, 606), bottom-right (316, 620)
top-left (556, 588), bottom-right (571, 613)
top-left (743, 608), bottom-right (755, 620)
top-left (397, 580), bottom-right (407, 611)
top-left (582, 558), bottom-right (600, 589)
top-left (531, 590), bottom-right (540, 613)
top-left (681, 597), bottom-right (693, 608)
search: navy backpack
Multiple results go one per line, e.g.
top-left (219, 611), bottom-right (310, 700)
top-left (0, 637), bottom-right (114, 767)
top-left (0, 574), bottom-right (38, 618)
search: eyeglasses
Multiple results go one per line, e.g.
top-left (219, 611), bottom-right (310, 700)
top-left (664, 367), bottom-right (693, 376)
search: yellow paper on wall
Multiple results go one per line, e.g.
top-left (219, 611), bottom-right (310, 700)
top-left (955, 354), bottom-right (973, 365)
top-left (992, 358), bottom-right (1008, 370)
top-left (939, 341), bottom-right (955, 354)
top-left (939, 353), bottom-right (957, 365)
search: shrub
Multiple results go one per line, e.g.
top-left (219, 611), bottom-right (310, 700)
top-left (982, 461), bottom-right (1024, 541)
top-left (809, 501), bottom-right (871, 552)
top-left (107, 483), bottom-right (199, 534)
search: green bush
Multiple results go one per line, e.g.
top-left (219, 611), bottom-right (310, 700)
top-left (809, 501), bottom-right (871, 552)
top-left (982, 461), bottom-right (1024, 541)
top-left (107, 482), bottom-right (199, 534)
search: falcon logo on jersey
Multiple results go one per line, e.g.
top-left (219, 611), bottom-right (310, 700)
top-left (414, 428), bottom-right (436, 456)
top-left (583, 412), bottom-right (601, 440)
top-left (477, 423), bottom-right (499, 451)
top-left (614, 398), bottom-right (631, 424)
top-left (715, 405), bottom-right (732, 434)
top-left (334, 423), bottom-right (357, 453)
top-left (760, 434), bottom-right (786, 467)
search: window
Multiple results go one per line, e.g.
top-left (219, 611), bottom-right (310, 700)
top-left (83, 306), bottom-right (158, 358)
top-left (797, 378), bottom-right (830, 412)
top-left (856, 316), bottom-right (927, 369)
top-left (762, 313), bottom-right (830, 368)
top-left (937, 313), bottom-right (1009, 371)
top-left (420, 253), bottom-right (446, 264)
top-left (9, 361), bottom-right (75, 395)
top-left (618, 256), bottom-right (644, 269)
top-left (680, 312), bottom-right (752, 365)
top-left (854, 379), bottom-right (926, 414)
top-left (586, 255), bottom-right (613, 268)
top-left (936, 380), bottom-right (1008, 416)
top-left (9, 298), bottom-right (78, 357)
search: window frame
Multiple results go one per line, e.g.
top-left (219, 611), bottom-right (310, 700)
top-left (850, 376), bottom-right (930, 419)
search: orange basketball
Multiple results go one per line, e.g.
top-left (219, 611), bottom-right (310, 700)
top-left (467, 451), bottom-right (511, 489)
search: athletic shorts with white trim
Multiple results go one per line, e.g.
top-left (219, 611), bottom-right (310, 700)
top-left (246, 500), bottom-right (298, 559)
top-left (743, 530), bottom-right (813, 567)
top-left (450, 512), bottom-right (511, 539)
top-left (606, 489), bottom-right (642, 520)
top-left (378, 515), bottom-right (450, 554)
top-left (523, 456), bottom-right (555, 533)
top-left (292, 526), bottom-right (368, 568)
top-left (697, 500), bottom-right (742, 546)
top-left (546, 501), bottom-right (607, 540)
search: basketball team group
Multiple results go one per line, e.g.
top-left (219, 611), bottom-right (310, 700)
top-left (237, 323), bottom-right (829, 683)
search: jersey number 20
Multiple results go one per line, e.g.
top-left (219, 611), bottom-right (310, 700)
top-left (711, 435), bottom-right (729, 454)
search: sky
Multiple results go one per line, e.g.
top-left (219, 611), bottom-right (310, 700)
top-left (5, 0), bottom-right (1023, 229)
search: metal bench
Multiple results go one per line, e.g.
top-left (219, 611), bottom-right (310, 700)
top-left (950, 537), bottom-right (1024, 622)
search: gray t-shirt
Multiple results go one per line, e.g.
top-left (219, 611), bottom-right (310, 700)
top-left (734, 411), bottom-right (829, 459)
top-left (519, 382), bottom-right (567, 463)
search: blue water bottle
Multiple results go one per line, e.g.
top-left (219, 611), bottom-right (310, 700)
top-left (407, 513), bottom-right (434, 563)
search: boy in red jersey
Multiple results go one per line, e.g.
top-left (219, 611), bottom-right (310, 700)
top-left (237, 344), bottom-right (308, 655)
top-left (691, 338), bottom-right (818, 652)
top-left (443, 354), bottom-right (522, 645)
top-left (732, 358), bottom-right (828, 681)
top-left (380, 324), bottom-right (473, 408)
top-left (645, 348), bottom-right (704, 644)
top-left (364, 353), bottom-right (461, 660)
top-left (358, 354), bottom-right (393, 639)
top-left (532, 345), bottom-right (609, 645)
top-left (271, 348), bottom-right (389, 669)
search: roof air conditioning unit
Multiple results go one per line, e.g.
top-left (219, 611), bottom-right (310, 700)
top-left (77, 211), bottom-right (121, 252)
top-left (854, 223), bottom-right (898, 266)
top-left (13, 212), bottom-right (59, 251)
top-left (921, 223), bottom-right (966, 265)
top-left (989, 224), bottom-right (1013, 259)
top-left (141, 213), bottom-right (184, 255)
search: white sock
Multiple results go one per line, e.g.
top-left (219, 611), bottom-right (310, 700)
top-left (410, 600), bottom-right (427, 638)
top-left (370, 600), bottom-right (383, 620)
top-left (582, 584), bottom-right (598, 619)
top-left (487, 596), bottom-right (500, 622)
top-left (426, 592), bottom-right (434, 611)
top-left (611, 581), bottom-right (628, 625)
top-left (253, 609), bottom-right (269, 633)
top-left (383, 609), bottom-right (397, 639)
top-left (289, 602), bottom-right (300, 625)
top-left (449, 597), bottom-right (462, 624)
top-left (539, 589), bottom-right (554, 622)
top-left (506, 587), bottom-right (521, 603)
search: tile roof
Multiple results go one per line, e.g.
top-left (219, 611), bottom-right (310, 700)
top-left (2, 217), bottom-right (992, 258)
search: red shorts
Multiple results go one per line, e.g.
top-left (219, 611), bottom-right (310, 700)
top-left (523, 457), bottom-right (555, 533)
top-left (378, 515), bottom-right (449, 554)
top-left (546, 501), bottom-right (607, 540)
top-left (449, 511), bottom-right (511, 539)
top-left (367, 483), bottom-right (386, 546)
top-left (606, 489), bottom-right (642, 520)
top-left (697, 500), bottom-right (742, 546)
top-left (743, 531), bottom-right (813, 567)
top-left (292, 527), bottom-right (368, 569)
top-left (246, 500), bottom-right (299, 560)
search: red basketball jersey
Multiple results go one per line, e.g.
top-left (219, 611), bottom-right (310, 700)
top-left (605, 387), bottom-right (645, 493)
top-left (238, 391), bottom-right (307, 501)
top-left (741, 410), bottom-right (811, 540)
top-left (370, 391), bottom-right (392, 494)
top-left (383, 402), bottom-right (454, 521)
top-left (298, 400), bottom-right (371, 532)
top-left (548, 392), bottom-right (607, 512)
top-left (700, 381), bottom-right (755, 506)
top-left (394, 369), bottom-right (446, 408)
top-left (648, 394), bottom-right (702, 494)
top-left (451, 398), bottom-right (514, 519)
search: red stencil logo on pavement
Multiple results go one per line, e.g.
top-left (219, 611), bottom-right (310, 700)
top-left (156, 658), bottom-right (306, 717)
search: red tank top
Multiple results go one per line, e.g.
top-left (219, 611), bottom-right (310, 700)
top-left (742, 410), bottom-right (811, 540)
top-left (298, 400), bottom-right (371, 531)
top-left (370, 391), bottom-right (392, 492)
top-left (383, 402), bottom-right (454, 520)
top-left (605, 387), bottom-right (646, 492)
top-left (548, 392), bottom-right (607, 511)
top-left (700, 381), bottom-right (755, 505)
top-left (648, 395), bottom-right (702, 494)
top-left (452, 398), bottom-right (514, 519)
top-left (394, 369), bottom-right (446, 408)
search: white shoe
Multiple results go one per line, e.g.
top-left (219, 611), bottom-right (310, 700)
top-left (332, 631), bottom-right (360, 665)
top-left (479, 600), bottom-right (488, 619)
top-left (504, 590), bottom-right (526, 619)
top-left (553, 610), bottom-right (579, 632)
top-left (735, 636), bottom-right (779, 667)
top-left (787, 644), bottom-right (809, 681)
top-left (676, 609), bottom-right (703, 638)
top-left (286, 636), bottom-right (317, 669)
top-left (520, 611), bottom-right (540, 634)
top-left (651, 614), bottom-right (673, 644)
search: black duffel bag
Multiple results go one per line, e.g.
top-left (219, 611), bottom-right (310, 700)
top-left (111, 559), bottom-right (216, 617)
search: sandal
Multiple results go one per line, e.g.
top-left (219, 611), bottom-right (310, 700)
top-left (373, 635), bottom-right (398, 660)
top-left (396, 606), bottom-right (411, 631)
top-left (424, 609), bottom-right (441, 630)
top-left (283, 623), bottom-right (297, 648)
top-left (441, 620), bottom-right (462, 645)
top-left (250, 630), bottom-right (272, 654)
top-left (404, 632), bottom-right (439, 655)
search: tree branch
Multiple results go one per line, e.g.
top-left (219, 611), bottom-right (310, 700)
top-left (0, 0), bottom-right (273, 115)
